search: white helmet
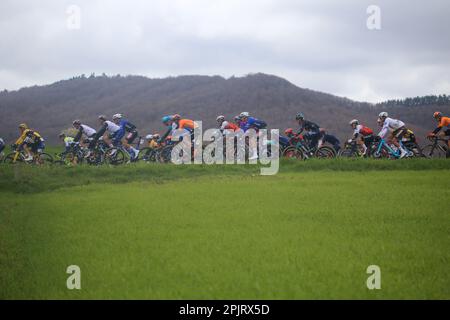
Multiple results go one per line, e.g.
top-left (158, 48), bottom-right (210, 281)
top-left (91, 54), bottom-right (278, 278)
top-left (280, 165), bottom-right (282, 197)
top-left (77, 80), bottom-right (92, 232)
top-left (112, 113), bottom-right (123, 120)
top-left (378, 112), bottom-right (388, 118)
top-left (145, 134), bottom-right (154, 140)
top-left (216, 115), bottom-right (225, 122)
top-left (349, 119), bottom-right (359, 126)
top-left (240, 112), bottom-right (250, 118)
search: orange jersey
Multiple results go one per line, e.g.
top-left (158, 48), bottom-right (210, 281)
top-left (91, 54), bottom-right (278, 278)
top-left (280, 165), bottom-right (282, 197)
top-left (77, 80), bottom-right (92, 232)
top-left (438, 117), bottom-right (450, 128)
top-left (178, 119), bottom-right (197, 130)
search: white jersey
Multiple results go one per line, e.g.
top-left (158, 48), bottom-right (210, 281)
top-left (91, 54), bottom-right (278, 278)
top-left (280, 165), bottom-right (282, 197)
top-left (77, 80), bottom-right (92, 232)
top-left (81, 124), bottom-right (96, 137)
top-left (105, 121), bottom-right (120, 133)
top-left (378, 118), bottom-right (405, 138)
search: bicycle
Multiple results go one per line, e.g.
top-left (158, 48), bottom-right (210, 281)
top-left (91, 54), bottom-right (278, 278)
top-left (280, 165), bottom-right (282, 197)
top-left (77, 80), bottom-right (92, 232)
top-left (282, 138), bottom-right (336, 160)
top-left (3, 144), bottom-right (53, 165)
top-left (53, 142), bottom-right (86, 166)
top-left (422, 136), bottom-right (449, 158)
top-left (338, 140), bottom-right (366, 158)
top-left (370, 138), bottom-right (414, 159)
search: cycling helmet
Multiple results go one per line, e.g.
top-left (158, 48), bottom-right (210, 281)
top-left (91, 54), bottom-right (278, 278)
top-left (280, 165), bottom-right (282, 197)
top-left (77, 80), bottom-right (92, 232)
top-left (145, 134), bottom-right (154, 140)
top-left (284, 128), bottom-right (294, 136)
top-left (112, 113), bottom-right (123, 120)
top-left (234, 116), bottom-right (241, 122)
top-left (98, 115), bottom-right (107, 121)
top-left (153, 133), bottom-right (160, 139)
top-left (162, 116), bottom-right (172, 123)
top-left (349, 119), bottom-right (359, 126)
top-left (18, 123), bottom-right (28, 129)
top-left (295, 113), bottom-right (305, 121)
top-left (433, 111), bottom-right (442, 119)
top-left (378, 112), bottom-right (388, 118)
top-left (216, 115), bottom-right (225, 122)
top-left (172, 114), bottom-right (181, 121)
top-left (72, 119), bottom-right (81, 126)
top-left (59, 132), bottom-right (66, 138)
top-left (240, 112), bottom-right (250, 118)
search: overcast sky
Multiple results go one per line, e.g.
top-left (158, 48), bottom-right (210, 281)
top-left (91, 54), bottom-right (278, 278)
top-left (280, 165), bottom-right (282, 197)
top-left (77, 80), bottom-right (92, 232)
top-left (0, 0), bottom-right (449, 102)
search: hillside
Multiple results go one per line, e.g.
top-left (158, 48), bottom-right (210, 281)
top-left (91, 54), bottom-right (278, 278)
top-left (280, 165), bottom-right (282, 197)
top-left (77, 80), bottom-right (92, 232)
top-left (0, 73), bottom-right (449, 144)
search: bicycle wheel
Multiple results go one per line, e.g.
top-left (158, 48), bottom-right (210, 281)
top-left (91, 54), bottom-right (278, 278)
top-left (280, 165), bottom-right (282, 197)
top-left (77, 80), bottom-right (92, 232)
top-left (86, 150), bottom-right (104, 166)
top-left (403, 142), bottom-right (423, 158)
top-left (159, 145), bottom-right (174, 163)
top-left (105, 148), bottom-right (126, 165)
top-left (139, 148), bottom-right (157, 162)
top-left (3, 152), bottom-right (24, 164)
top-left (315, 146), bottom-right (336, 159)
top-left (37, 153), bottom-right (54, 165)
top-left (422, 144), bottom-right (446, 158)
top-left (282, 147), bottom-right (303, 160)
top-left (338, 147), bottom-right (357, 158)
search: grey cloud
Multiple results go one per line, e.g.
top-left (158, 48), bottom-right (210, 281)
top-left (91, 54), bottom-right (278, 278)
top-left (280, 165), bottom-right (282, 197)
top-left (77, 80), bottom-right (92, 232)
top-left (0, 0), bottom-right (449, 102)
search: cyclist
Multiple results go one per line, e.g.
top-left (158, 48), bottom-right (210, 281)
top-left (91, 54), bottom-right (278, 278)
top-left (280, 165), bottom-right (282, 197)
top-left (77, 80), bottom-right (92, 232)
top-left (377, 112), bottom-right (409, 158)
top-left (72, 120), bottom-right (97, 145)
top-left (0, 137), bottom-right (5, 155)
top-left (295, 113), bottom-right (321, 150)
top-left (238, 112), bottom-right (267, 160)
top-left (428, 111), bottom-right (450, 157)
top-left (238, 112), bottom-right (267, 132)
top-left (14, 123), bottom-right (45, 161)
top-left (112, 113), bottom-right (140, 161)
top-left (59, 133), bottom-right (75, 153)
top-left (145, 134), bottom-right (160, 149)
top-left (216, 115), bottom-right (240, 132)
top-left (159, 115), bottom-right (177, 142)
top-left (349, 119), bottom-right (374, 156)
top-left (285, 128), bottom-right (304, 145)
top-left (319, 129), bottom-right (341, 153)
top-left (95, 115), bottom-right (121, 147)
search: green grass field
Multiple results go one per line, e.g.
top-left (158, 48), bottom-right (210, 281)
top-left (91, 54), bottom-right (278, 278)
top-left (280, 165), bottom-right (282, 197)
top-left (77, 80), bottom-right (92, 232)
top-left (0, 159), bottom-right (449, 299)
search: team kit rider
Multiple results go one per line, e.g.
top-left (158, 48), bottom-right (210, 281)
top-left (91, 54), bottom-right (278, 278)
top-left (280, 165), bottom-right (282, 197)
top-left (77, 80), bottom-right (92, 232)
top-left (349, 119), bottom-right (374, 156)
top-left (429, 112), bottom-right (450, 157)
top-left (13, 123), bottom-right (46, 161)
top-left (377, 112), bottom-right (410, 158)
top-left (112, 113), bottom-right (140, 160)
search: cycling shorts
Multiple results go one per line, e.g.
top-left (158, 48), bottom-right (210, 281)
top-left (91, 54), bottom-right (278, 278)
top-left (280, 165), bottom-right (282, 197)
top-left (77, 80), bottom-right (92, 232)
top-left (392, 126), bottom-right (407, 140)
top-left (30, 141), bottom-right (45, 153)
top-left (126, 131), bottom-right (138, 144)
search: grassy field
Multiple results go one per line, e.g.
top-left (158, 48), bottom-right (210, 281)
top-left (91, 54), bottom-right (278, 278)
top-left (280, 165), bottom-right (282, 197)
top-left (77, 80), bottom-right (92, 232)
top-left (0, 160), bottom-right (449, 299)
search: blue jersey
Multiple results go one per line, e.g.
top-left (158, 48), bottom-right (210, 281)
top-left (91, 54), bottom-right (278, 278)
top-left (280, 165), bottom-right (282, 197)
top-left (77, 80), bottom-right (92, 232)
top-left (240, 117), bottom-right (267, 132)
top-left (114, 119), bottom-right (137, 142)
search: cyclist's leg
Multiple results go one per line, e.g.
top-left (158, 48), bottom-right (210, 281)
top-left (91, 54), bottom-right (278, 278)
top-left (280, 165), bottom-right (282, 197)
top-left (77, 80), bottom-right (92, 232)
top-left (307, 131), bottom-right (321, 150)
top-left (23, 143), bottom-right (33, 160)
top-left (125, 131), bottom-right (139, 158)
top-left (363, 136), bottom-right (374, 156)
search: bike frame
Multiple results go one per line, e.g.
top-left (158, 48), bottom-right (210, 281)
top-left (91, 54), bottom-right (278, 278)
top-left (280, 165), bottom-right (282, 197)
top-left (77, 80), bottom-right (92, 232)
top-left (376, 139), bottom-right (411, 158)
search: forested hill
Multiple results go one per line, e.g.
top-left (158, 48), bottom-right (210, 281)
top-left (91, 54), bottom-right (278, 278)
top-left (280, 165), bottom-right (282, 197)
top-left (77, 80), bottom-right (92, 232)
top-left (1, 73), bottom-right (449, 143)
